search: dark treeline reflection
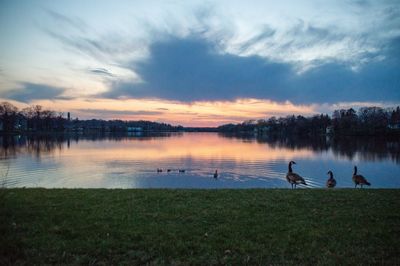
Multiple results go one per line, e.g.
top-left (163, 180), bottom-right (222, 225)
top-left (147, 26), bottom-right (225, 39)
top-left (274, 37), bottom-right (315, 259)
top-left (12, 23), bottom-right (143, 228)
top-left (1, 132), bottom-right (399, 164)
top-left (0, 132), bottom-right (182, 159)
top-left (219, 132), bottom-right (400, 164)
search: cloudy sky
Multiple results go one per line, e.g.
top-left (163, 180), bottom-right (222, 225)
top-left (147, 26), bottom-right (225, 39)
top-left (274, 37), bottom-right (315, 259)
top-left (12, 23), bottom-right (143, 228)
top-left (0, 0), bottom-right (399, 126)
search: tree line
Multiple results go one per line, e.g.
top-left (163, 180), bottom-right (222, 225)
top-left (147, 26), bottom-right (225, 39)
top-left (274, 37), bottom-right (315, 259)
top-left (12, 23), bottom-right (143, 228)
top-left (218, 106), bottom-right (400, 136)
top-left (0, 102), bottom-right (181, 133)
top-left (2, 101), bottom-right (400, 135)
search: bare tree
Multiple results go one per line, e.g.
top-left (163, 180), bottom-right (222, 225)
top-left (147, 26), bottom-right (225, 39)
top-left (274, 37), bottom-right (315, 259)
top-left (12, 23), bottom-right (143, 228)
top-left (0, 102), bottom-right (18, 132)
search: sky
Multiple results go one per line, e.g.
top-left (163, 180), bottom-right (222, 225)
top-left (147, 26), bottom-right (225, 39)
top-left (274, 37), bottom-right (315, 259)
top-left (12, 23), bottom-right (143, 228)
top-left (0, 0), bottom-right (399, 126)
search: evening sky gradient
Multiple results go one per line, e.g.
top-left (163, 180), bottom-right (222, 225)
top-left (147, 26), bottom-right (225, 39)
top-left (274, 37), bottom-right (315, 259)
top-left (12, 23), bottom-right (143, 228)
top-left (0, 0), bottom-right (399, 126)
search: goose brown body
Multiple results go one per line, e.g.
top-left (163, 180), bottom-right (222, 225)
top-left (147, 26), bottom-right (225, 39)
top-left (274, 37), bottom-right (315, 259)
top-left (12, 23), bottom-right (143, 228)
top-left (352, 166), bottom-right (371, 188)
top-left (326, 170), bottom-right (337, 188)
top-left (286, 161), bottom-right (307, 189)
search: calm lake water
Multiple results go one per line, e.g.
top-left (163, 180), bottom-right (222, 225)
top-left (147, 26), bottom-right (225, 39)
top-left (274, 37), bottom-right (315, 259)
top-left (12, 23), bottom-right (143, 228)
top-left (0, 132), bottom-right (399, 188)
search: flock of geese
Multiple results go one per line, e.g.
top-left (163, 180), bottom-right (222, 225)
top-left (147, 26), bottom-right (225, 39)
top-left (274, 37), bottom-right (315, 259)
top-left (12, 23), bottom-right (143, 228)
top-left (157, 168), bottom-right (219, 178)
top-left (157, 161), bottom-right (372, 188)
top-left (157, 168), bottom-right (186, 173)
top-left (286, 161), bottom-right (371, 189)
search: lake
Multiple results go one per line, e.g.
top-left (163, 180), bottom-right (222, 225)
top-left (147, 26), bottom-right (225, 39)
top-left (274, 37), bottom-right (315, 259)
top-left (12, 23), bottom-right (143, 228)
top-left (0, 132), bottom-right (399, 188)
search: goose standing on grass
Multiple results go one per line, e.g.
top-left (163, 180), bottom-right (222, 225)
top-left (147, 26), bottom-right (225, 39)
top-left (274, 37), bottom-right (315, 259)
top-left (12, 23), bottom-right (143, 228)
top-left (352, 166), bottom-right (371, 188)
top-left (286, 161), bottom-right (307, 189)
top-left (326, 170), bottom-right (337, 188)
top-left (213, 170), bottom-right (218, 179)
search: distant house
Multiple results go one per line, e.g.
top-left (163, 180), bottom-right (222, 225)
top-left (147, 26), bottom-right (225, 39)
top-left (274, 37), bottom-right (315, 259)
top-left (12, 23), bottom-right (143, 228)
top-left (326, 126), bottom-right (334, 135)
top-left (388, 123), bottom-right (400, 130)
top-left (257, 126), bottom-right (271, 134)
top-left (64, 122), bottom-right (73, 131)
top-left (15, 115), bottom-right (28, 131)
top-left (127, 127), bottom-right (143, 132)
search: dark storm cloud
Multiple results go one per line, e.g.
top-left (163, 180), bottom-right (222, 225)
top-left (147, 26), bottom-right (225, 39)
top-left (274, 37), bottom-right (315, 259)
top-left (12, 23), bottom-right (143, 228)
top-left (102, 35), bottom-right (400, 104)
top-left (2, 83), bottom-right (66, 102)
top-left (103, 36), bottom-right (293, 102)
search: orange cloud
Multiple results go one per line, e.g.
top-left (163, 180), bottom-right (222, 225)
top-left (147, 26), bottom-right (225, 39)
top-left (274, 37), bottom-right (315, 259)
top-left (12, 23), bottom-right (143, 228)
top-left (8, 97), bottom-right (317, 127)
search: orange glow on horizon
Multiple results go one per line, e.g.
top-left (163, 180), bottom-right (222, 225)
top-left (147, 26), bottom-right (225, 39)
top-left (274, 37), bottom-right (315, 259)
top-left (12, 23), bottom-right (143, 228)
top-left (2, 97), bottom-right (317, 127)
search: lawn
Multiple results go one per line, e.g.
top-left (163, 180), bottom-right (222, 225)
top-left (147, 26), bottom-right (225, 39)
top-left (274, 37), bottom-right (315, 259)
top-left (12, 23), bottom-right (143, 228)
top-left (1, 189), bottom-right (399, 265)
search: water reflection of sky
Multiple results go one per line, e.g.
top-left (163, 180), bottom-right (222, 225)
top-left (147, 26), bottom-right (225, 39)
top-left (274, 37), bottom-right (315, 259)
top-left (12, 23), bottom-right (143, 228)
top-left (0, 133), bottom-right (399, 188)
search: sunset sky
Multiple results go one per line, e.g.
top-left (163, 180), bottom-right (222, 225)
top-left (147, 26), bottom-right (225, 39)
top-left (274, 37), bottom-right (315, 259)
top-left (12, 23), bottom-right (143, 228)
top-left (0, 0), bottom-right (399, 126)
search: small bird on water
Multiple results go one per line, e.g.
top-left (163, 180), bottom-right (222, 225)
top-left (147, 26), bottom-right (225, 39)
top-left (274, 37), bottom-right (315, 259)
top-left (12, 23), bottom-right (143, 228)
top-left (157, 168), bottom-right (162, 173)
top-left (326, 170), bottom-right (337, 188)
top-left (179, 169), bottom-right (185, 173)
top-left (352, 166), bottom-right (371, 188)
top-left (286, 161), bottom-right (307, 189)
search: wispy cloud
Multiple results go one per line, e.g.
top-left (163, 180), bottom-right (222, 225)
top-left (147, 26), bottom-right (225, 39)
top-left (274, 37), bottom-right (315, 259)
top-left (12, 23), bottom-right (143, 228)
top-left (89, 68), bottom-right (114, 77)
top-left (44, 9), bottom-right (88, 33)
top-left (42, 28), bottom-right (113, 62)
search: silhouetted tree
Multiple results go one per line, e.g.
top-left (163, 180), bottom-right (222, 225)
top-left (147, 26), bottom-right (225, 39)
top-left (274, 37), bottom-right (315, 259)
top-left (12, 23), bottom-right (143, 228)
top-left (358, 107), bottom-right (388, 134)
top-left (0, 102), bottom-right (18, 132)
top-left (218, 106), bottom-right (399, 136)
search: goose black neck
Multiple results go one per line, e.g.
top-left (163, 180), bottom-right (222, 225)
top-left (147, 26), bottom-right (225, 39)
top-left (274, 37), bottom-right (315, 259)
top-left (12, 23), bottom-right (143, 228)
top-left (354, 166), bottom-right (357, 175)
top-left (329, 172), bottom-right (333, 179)
top-left (288, 162), bottom-right (293, 173)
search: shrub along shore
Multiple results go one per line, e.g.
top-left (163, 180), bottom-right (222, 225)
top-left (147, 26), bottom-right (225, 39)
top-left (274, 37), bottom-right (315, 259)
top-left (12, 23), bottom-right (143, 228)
top-left (1, 189), bottom-right (399, 265)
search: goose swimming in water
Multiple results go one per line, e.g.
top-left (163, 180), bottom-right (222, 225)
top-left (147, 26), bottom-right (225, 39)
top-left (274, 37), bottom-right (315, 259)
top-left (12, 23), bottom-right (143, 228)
top-left (213, 170), bottom-right (218, 178)
top-left (179, 169), bottom-right (185, 173)
top-left (157, 168), bottom-right (162, 173)
top-left (352, 166), bottom-right (371, 188)
top-left (286, 161), bottom-right (307, 189)
top-left (326, 170), bottom-right (337, 188)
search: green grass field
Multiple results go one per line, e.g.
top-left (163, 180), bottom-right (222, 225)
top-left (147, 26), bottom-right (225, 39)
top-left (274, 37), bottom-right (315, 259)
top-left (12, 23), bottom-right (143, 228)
top-left (1, 189), bottom-right (399, 265)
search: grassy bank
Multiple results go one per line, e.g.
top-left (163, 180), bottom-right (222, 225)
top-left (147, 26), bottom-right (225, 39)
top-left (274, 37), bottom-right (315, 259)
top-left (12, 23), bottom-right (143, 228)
top-left (1, 189), bottom-right (399, 265)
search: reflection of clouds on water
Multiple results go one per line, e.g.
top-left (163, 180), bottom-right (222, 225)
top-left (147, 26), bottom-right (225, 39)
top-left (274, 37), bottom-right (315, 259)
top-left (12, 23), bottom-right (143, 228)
top-left (0, 133), bottom-right (399, 188)
top-left (2, 133), bottom-right (400, 164)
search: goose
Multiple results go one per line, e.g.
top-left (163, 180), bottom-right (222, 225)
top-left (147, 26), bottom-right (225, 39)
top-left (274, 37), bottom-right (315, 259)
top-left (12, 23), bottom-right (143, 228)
top-left (286, 161), bottom-right (307, 189)
top-left (326, 170), bottom-right (337, 188)
top-left (167, 169), bottom-right (171, 173)
top-left (213, 170), bottom-right (218, 178)
top-left (179, 169), bottom-right (185, 173)
top-left (352, 166), bottom-right (371, 188)
top-left (157, 168), bottom-right (162, 173)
